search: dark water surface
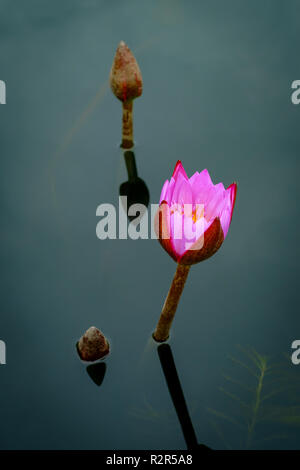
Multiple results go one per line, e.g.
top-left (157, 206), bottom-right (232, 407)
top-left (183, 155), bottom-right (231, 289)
top-left (0, 0), bottom-right (299, 449)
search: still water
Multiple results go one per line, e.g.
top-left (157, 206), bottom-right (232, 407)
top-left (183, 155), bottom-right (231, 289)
top-left (0, 0), bottom-right (299, 449)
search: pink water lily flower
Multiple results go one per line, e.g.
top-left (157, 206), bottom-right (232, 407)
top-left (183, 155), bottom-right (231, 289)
top-left (156, 161), bottom-right (237, 265)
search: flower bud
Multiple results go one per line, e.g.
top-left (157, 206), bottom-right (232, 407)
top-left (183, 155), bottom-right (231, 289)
top-left (110, 41), bottom-right (143, 102)
top-left (77, 326), bottom-right (110, 362)
top-left (155, 161), bottom-right (237, 265)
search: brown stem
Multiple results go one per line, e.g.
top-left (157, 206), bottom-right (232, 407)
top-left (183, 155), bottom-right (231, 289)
top-left (153, 264), bottom-right (191, 342)
top-left (122, 100), bottom-right (133, 149)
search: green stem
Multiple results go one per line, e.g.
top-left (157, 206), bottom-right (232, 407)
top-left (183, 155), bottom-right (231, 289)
top-left (246, 362), bottom-right (266, 449)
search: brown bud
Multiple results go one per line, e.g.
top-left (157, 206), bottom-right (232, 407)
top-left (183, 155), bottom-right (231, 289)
top-left (77, 326), bottom-right (110, 362)
top-left (110, 41), bottom-right (143, 102)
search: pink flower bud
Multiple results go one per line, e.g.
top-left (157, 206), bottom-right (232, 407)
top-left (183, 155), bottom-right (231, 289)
top-left (155, 161), bottom-right (237, 265)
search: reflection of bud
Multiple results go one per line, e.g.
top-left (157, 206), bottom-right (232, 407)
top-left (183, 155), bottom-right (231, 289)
top-left (77, 327), bottom-right (110, 362)
top-left (110, 41), bottom-right (143, 102)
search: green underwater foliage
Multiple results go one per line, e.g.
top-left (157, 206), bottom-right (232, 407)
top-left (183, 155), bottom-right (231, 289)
top-left (208, 346), bottom-right (300, 449)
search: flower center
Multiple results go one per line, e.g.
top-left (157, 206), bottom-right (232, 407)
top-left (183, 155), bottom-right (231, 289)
top-left (171, 203), bottom-right (205, 223)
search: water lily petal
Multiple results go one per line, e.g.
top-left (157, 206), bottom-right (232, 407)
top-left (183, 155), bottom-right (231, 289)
top-left (181, 212), bottom-right (207, 253)
top-left (165, 176), bottom-right (176, 204)
top-left (159, 180), bottom-right (169, 204)
top-left (205, 183), bottom-right (227, 220)
top-left (170, 211), bottom-right (185, 257)
top-left (171, 174), bottom-right (193, 206)
top-left (172, 160), bottom-right (189, 181)
top-left (179, 217), bottom-right (224, 265)
top-left (193, 169), bottom-right (215, 206)
top-left (220, 183), bottom-right (237, 238)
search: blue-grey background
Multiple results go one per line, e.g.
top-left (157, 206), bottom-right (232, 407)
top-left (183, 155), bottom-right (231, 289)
top-left (0, 0), bottom-right (299, 449)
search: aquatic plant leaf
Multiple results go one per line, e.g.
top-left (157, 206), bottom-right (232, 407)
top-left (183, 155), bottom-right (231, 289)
top-left (209, 419), bottom-right (232, 450)
top-left (253, 433), bottom-right (289, 446)
top-left (129, 406), bottom-right (160, 423)
top-left (209, 346), bottom-right (300, 449)
top-left (207, 408), bottom-right (245, 430)
top-left (228, 355), bottom-right (259, 379)
top-left (219, 387), bottom-right (251, 412)
top-left (265, 360), bottom-right (286, 372)
top-left (222, 374), bottom-right (255, 393)
top-left (280, 416), bottom-right (300, 425)
top-left (129, 398), bottom-right (178, 426)
top-left (262, 406), bottom-right (300, 426)
top-left (261, 387), bottom-right (290, 404)
top-left (250, 349), bottom-right (268, 371)
top-left (237, 345), bottom-right (264, 371)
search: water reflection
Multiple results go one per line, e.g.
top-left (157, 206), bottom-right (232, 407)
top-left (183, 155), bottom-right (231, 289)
top-left (119, 150), bottom-right (150, 222)
top-left (86, 362), bottom-right (107, 387)
top-left (157, 343), bottom-right (210, 451)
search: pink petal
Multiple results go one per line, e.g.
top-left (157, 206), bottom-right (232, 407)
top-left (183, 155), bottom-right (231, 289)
top-left (171, 174), bottom-right (193, 206)
top-left (188, 171), bottom-right (200, 189)
top-left (172, 160), bottom-right (189, 181)
top-left (159, 180), bottom-right (169, 204)
top-left (181, 213), bottom-right (207, 252)
top-left (180, 217), bottom-right (214, 257)
top-left (165, 177), bottom-right (176, 203)
top-left (205, 183), bottom-right (226, 220)
top-left (227, 182), bottom-right (237, 222)
top-left (220, 183), bottom-right (237, 238)
top-left (170, 211), bottom-right (185, 257)
top-left (193, 169), bottom-right (215, 206)
top-left (194, 169), bottom-right (214, 189)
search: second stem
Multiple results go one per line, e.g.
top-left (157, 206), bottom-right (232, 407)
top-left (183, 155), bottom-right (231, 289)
top-left (153, 264), bottom-right (191, 342)
top-left (122, 100), bottom-right (133, 149)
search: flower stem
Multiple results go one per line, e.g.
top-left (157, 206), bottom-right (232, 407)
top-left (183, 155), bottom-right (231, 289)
top-left (122, 100), bottom-right (133, 149)
top-left (153, 264), bottom-right (191, 342)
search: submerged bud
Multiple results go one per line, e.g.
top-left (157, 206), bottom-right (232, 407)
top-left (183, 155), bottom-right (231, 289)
top-left (77, 326), bottom-right (110, 362)
top-left (110, 41), bottom-right (143, 102)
